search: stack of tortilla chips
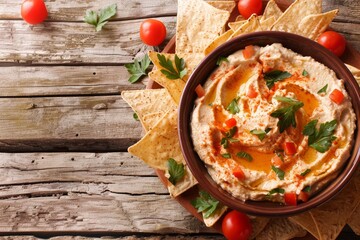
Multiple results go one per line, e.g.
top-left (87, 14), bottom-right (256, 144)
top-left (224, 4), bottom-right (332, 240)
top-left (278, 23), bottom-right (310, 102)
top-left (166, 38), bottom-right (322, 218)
top-left (122, 0), bottom-right (360, 238)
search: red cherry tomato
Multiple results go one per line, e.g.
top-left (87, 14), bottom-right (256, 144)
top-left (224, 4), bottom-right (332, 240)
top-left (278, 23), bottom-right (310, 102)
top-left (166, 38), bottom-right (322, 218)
top-left (317, 31), bottom-right (346, 57)
top-left (237, 0), bottom-right (263, 19)
top-left (21, 0), bottom-right (48, 25)
top-left (140, 19), bottom-right (167, 46)
top-left (222, 210), bottom-right (252, 240)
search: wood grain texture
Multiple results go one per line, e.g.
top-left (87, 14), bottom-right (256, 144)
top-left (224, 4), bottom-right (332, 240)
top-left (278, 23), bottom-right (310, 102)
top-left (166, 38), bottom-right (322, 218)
top-left (0, 96), bottom-right (142, 151)
top-left (0, 236), bottom-right (224, 240)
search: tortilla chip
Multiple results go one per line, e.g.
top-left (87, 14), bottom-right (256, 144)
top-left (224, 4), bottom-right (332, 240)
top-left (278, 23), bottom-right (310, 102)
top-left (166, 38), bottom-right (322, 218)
top-left (206, 1), bottom-right (236, 13)
top-left (310, 179), bottom-right (360, 240)
top-left (260, 16), bottom-right (276, 31)
top-left (348, 202), bottom-right (360, 235)
top-left (249, 216), bottom-right (270, 239)
top-left (122, 89), bottom-right (175, 131)
top-left (228, 20), bottom-right (247, 31)
top-left (298, 10), bottom-right (338, 40)
top-left (256, 218), bottom-right (307, 240)
top-left (203, 204), bottom-right (228, 227)
top-left (204, 28), bottom-right (234, 56)
top-left (261, 0), bottom-right (283, 21)
top-left (229, 14), bottom-right (261, 40)
top-left (142, 112), bottom-right (166, 131)
top-left (167, 165), bottom-right (198, 198)
top-left (176, 0), bottom-right (231, 54)
top-left (271, 0), bottom-right (322, 33)
top-left (235, 15), bottom-right (245, 22)
top-left (128, 108), bottom-right (182, 171)
top-left (289, 212), bottom-right (320, 239)
top-left (346, 64), bottom-right (360, 85)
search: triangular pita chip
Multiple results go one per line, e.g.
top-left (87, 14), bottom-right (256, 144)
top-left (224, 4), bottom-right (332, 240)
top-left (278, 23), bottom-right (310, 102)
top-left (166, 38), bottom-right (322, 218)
top-left (229, 14), bottom-right (262, 40)
top-left (289, 211), bottom-right (320, 239)
top-left (249, 216), bottom-right (270, 239)
top-left (235, 15), bottom-right (245, 22)
top-left (346, 64), bottom-right (360, 84)
top-left (260, 16), bottom-right (276, 31)
top-left (167, 165), bottom-right (198, 198)
top-left (176, 0), bottom-right (231, 54)
top-left (228, 20), bottom-right (247, 31)
top-left (203, 204), bottom-right (228, 227)
top-left (142, 112), bottom-right (166, 131)
top-left (206, 1), bottom-right (236, 13)
top-left (348, 201), bottom-right (360, 235)
top-left (261, 0), bottom-right (283, 21)
top-left (204, 28), bottom-right (234, 56)
top-left (256, 218), bottom-right (307, 240)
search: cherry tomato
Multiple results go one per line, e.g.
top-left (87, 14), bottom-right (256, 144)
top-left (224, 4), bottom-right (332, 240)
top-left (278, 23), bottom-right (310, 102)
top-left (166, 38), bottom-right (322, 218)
top-left (21, 0), bottom-right (48, 25)
top-left (140, 19), bottom-right (167, 46)
top-left (222, 210), bottom-right (252, 240)
top-left (284, 192), bottom-right (297, 206)
top-left (237, 0), bottom-right (263, 19)
top-left (329, 89), bottom-right (345, 104)
top-left (317, 31), bottom-right (346, 57)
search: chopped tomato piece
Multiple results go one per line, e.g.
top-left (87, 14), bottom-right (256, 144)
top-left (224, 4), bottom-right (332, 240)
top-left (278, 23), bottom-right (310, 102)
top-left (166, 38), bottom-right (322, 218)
top-left (247, 85), bottom-right (258, 98)
top-left (195, 84), bottom-right (205, 98)
top-left (298, 191), bottom-right (310, 202)
top-left (233, 166), bottom-right (245, 180)
top-left (243, 45), bottom-right (255, 59)
top-left (284, 142), bottom-right (297, 155)
top-left (225, 118), bottom-right (237, 128)
top-left (271, 155), bottom-right (283, 168)
top-left (329, 89), bottom-right (344, 104)
top-left (284, 192), bottom-right (297, 206)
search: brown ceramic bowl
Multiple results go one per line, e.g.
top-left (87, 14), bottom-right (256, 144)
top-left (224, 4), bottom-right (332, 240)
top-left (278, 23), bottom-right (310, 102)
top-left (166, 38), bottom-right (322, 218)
top-left (178, 31), bottom-right (360, 217)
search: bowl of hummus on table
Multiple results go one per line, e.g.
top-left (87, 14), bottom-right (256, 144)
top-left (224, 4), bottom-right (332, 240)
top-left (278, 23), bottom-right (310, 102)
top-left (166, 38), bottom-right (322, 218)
top-left (178, 31), bottom-right (360, 216)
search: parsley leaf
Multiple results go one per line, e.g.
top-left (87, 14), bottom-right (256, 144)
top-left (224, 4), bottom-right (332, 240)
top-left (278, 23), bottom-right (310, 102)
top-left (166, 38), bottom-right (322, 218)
top-left (264, 70), bottom-right (292, 89)
top-left (275, 150), bottom-right (285, 162)
top-left (300, 169), bottom-right (311, 176)
top-left (216, 56), bottom-right (229, 66)
top-left (125, 54), bottom-right (151, 83)
top-left (303, 119), bottom-right (337, 153)
top-left (236, 151), bottom-right (253, 161)
top-left (317, 84), bottom-right (328, 94)
top-left (269, 188), bottom-right (285, 195)
top-left (302, 69), bottom-right (309, 77)
top-left (191, 191), bottom-right (219, 218)
top-left (303, 186), bottom-right (311, 192)
top-left (84, 4), bottom-right (117, 32)
top-left (221, 153), bottom-right (231, 158)
top-left (133, 113), bottom-right (139, 121)
top-left (221, 127), bottom-right (239, 149)
top-left (271, 165), bottom-right (285, 180)
top-left (250, 128), bottom-right (271, 141)
top-left (157, 53), bottom-right (187, 80)
top-left (226, 97), bottom-right (240, 114)
top-left (270, 97), bottom-right (304, 133)
top-left (167, 158), bottom-right (185, 185)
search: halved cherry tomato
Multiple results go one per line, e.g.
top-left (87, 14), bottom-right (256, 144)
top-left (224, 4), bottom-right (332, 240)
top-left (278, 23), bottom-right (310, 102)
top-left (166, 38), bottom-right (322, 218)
top-left (284, 192), bottom-right (297, 206)
top-left (21, 0), bottom-right (48, 25)
top-left (195, 84), bottom-right (205, 98)
top-left (233, 166), bottom-right (245, 180)
top-left (225, 118), bottom-right (237, 128)
top-left (317, 31), bottom-right (346, 57)
top-left (243, 45), bottom-right (255, 59)
top-left (237, 0), bottom-right (263, 19)
top-left (271, 155), bottom-right (283, 168)
top-left (246, 84), bottom-right (258, 98)
top-left (284, 142), bottom-right (297, 155)
top-left (222, 210), bottom-right (252, 240)
top-left (298, 191), bottom-right (310, 202)
top-left (329, 89), bottom-right (344, 104)
top-left (140, 19), bottom-right (167, 46)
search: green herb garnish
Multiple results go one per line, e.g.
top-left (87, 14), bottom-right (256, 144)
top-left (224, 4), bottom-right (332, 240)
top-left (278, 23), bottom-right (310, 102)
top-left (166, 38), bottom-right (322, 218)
top-left (226, 97), bottom-right (240, 114)
top-left (271, 165), bottom-right (285, 180)
top-left (216, 56), bottom-right (229, 66)
top-left (303, 186), bottom-right (311, 192)
top-left (191, 191), bottom-right (219, 218)
top-left (302, 69), bottom-right (309, 77)
top-left (157, 53), bottom-right (187, 80)
top-left (269, 188), bottom-right (285, 195)
top-left (317, 84), bottom-right (328, 94)
top-left (275, 150), bottom-right (285, 162)
top-left (167, 158), bottom-right (185, 185)
top-left (221, 127), bottom-right (239, 149)
top-left (250, 128), bottom-right (271, 141)
top-left (125, 54), bottom-right (151, 83)
top-left (133, 113), bottom-right (139, 121)
top-left (264, 70), bottom-right (292, 89)
top-left (84, 3), bottom-right (117, 32)
top-left (303, 119), bottom-right (337, 153)
top-left (270, 97), bottom-right (304, 133)
top-left (221, 153), bottom-right (231, 159)
top-left (300, 169), bottom-right (311, 176)
top-left (236, 151), bottom-right (253, 161)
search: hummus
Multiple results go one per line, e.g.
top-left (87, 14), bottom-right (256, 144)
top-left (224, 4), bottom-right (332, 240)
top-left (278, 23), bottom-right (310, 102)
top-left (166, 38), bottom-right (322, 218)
top-left (191, 43), bottom-right (356, 203)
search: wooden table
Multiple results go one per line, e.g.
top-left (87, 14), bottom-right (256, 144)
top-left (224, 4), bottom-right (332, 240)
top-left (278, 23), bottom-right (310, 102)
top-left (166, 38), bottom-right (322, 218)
top-left (0, 0), bottom-right (359, 239)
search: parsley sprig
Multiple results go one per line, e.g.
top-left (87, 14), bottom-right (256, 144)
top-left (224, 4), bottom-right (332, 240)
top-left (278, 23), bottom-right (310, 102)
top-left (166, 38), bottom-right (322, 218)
top-left (221, 127), bottom-right (239, 148)
top-left (216, 56), bottom-right (229, 66)
top-left (250, 128), bottom-right (271, 141)
top-left (271, 165), bottom-right (285, 180)
top-left (264, 70), bottom-right (292, 89)
top-left (157, 54), bottom-right (187, 80)
top-left (84, 4), bottom-right (117, 32)
top-left (226, 97), bottom-right (240, 114)
top-left (270, 97), bottom-right (304, 133)
top-left (236, 151), bottom-right (253, 161)
top-left (317, 84), bottom-right (328, 94)
top-left (125, 54), bottom-right (151, 83)
top-left (167, 158), bottom-right (185, 185)
top-left (191, 191), bottom-right (219, 218)
top-left (303, 119), bottom-right (337, 153)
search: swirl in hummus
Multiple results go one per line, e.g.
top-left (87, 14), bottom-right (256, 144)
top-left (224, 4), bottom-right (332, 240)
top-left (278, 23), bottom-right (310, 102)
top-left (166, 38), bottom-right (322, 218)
top-left (191, 43), bottom-right (356, 204)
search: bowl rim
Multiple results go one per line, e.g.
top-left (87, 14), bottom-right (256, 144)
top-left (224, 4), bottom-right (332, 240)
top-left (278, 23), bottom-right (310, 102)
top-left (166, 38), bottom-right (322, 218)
top-left (178, 31), bottom-right (360, 217)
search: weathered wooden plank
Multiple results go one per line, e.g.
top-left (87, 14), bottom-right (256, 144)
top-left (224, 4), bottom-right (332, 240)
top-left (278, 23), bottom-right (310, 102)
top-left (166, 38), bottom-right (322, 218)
top-left (330, 21), bottom-right (360, 52)
top-left (0, 17), bottom-right (176, 65)
top-left (0, 96), bottom-right (142, 151)
top-left (0, 66), bottom-right (146, 97)
top-left (0, 236), bottom-right (224, 240)
top-left (323, 0), bottom-right (360, 24)
top-left (0, 0), bottom-right (178, 21)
